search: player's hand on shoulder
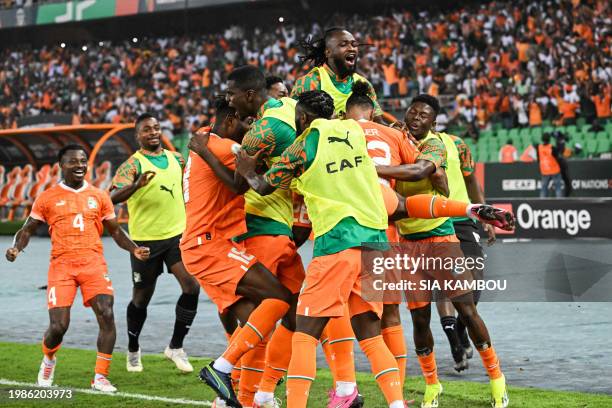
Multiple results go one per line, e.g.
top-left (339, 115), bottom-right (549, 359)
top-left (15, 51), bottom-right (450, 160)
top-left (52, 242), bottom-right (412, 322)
top-left (133, 246), bottom-right (151, 261)
top-left (5, 247), bottom-right (19, 262)
top-left (234, 148), bottom-right (262, 177)
top-left (135, 170), bottom-right (156, 189)
top-left (189, 128), bottom-right (210, 154)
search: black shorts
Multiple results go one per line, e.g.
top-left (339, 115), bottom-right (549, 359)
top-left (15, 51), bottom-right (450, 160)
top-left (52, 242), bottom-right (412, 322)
top-left (130, 234), bottom-right (183, 288)
top-left (454, 220), bottom-right (485, 302)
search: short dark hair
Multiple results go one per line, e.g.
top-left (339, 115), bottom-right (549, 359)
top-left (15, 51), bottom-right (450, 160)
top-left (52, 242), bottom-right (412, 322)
top-left (345, 81), bottom-right (374, 110)
top-left (228, 65), bottom-right (266, 91)
top-left (507, 139), bottom-right (513, 145)
top-left (542, 133), bottom-right (551, 143)
top-left (297, 90), bottom-right (335, 119)
top-left (411, 94), bottom-right (440, 116)
top-left (213, 95), bottom-right (236, 122)
top-left (58, 144), bottom-right (88, 162)
top-left (135, 112), bottom-right (157, 130)
top-left (265, 75), bottom-right (284, 90)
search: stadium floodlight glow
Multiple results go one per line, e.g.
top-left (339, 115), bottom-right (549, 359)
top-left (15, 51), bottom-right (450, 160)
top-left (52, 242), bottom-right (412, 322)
top-left (99, 41), bottom-right (104, 47)
top-left (60, 43), bottom-right (66, 48)
top-left (82, 46), bottom-right (87, 51)
top-left (278, 16), bottom-right (284, 22)
top-left (132, 37), bottom-right (138, 43)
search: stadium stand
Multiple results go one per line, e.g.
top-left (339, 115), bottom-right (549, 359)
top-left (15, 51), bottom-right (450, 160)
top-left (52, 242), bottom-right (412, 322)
top-left (0, 161), bottom-right (113, 221)
top-left (0, 0), bottom-right (609, 134)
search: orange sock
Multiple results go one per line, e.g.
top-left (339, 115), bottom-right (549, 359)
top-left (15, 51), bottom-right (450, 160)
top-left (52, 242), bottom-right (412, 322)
top-left (382, 325), bottom-right (407, 387)
top-left (326, 314), bottom-right (357, 384)
top-left (222, 298), bottom-right (289, 365)
top-left (359, 335), bottom-right (403, 404)
top-left (42, 339), bottom-right (61, 360)
top-left (478, 346), bottom-right (503, 380)
top-left (406, 194), bottom-right (469, 219)
top-left (95, 352), bottom-right (112, 377)
top-left (238, 340), bottom-right (266, 407)
top-left (286, 332), bottom-right (318, 408)
top-left (259, 324), bottom-right (294, 393)
top-left (417, 351), bottom-right (439, 385)
top-left (320, 326), bottom-right (335, 388)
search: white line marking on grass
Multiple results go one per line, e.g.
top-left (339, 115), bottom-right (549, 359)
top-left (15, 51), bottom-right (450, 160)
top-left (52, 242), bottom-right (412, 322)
top-left (0, 378), bottom-right (213, 406)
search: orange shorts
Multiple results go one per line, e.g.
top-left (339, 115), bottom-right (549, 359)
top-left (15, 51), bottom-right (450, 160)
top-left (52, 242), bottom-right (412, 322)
top-left (181, 239), bottom-right (258, 313)
top-left (243, 235), bottom-right (305, 294)
top-left (47, 255), bottom-right (113, 309)
top-left (399, 234), bottom-right (472, 310)
top-left (297, 248), bottom-right (383, 318)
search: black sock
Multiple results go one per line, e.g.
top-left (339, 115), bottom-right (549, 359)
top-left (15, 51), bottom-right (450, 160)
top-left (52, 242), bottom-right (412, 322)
top-left (127, 301), bottom-right (147, 353)
top-left (169, 293), bottom-right (198, 349)
top-left (456, 316), bottom-right (470, 348)
top-left (441, 316), bottom-right (462, 354)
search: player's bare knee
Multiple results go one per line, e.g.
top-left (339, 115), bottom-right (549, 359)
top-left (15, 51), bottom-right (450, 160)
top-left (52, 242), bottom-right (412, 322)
top-left (99, 308), bottom-right (115, 326)
top-left (296, 315), bottom-right (328, 339)
top-left (381, 304), bottom-right (401, 328)
top-left (351, 311), bottom-right (381, 341)
top-left (184, 280), bottom-right (200, 296)
top-left (49, 320), bottom-right (69, 337)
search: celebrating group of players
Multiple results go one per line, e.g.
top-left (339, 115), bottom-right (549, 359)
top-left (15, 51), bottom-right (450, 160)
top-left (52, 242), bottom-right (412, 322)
top-left (5, 28), bottom-right (514, 408)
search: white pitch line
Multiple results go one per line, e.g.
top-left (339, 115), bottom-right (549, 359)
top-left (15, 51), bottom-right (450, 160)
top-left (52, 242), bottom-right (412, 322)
top-left (0, 378), bottom-right (213, 406)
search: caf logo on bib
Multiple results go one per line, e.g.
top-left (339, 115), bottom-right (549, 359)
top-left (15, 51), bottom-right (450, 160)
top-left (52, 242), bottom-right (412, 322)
top-left (88, 197), bottom-right (98, 209)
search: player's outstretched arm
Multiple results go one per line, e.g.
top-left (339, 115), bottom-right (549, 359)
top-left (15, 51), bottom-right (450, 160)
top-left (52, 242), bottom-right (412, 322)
top-left (234, 149), bottom-right (276, 196)
top-left (376, 159), bottom-right (436, 182)
top-left (189, 130), bottom-right (249, 194)
top-left (5, 217), bottom-right (43, 262)
top-left (388, 192), bottom-right (514, 231)
top-left (103, 218), bottom-right (150, 261)
top-left (110, 170), bottom-right (156, 204)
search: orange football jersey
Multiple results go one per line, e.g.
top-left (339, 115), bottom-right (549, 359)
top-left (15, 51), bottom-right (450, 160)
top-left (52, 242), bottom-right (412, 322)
top-left (358, 119), bottom-right (417, 188)
top-left (181, 132), bottom-right (246, 248)
top-left (30, 182), bottom-right (115, 258)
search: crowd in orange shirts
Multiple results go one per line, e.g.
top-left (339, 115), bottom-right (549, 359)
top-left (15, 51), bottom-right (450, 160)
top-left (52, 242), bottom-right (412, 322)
top-left (0, 0), bottom-right (609, 132)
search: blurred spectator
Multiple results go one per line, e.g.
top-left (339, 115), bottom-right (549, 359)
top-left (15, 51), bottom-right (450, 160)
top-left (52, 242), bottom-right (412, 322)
top-left (537, 133), bottom-right (562, 198)
top-left (554, 132), bottom-right (572, 196)
top-left (499, 139), bottom-right (518, 163)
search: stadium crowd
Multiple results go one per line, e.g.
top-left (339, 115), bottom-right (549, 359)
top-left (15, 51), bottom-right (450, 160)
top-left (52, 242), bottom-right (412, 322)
top-left (0, 0), bottom-right (610, 134)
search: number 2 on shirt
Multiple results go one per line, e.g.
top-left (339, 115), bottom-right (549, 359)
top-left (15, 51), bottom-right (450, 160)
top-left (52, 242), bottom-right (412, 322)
top-left (367, 140), bottom-right (392, 187)
top-left (73, 213), bottom-right (84, 232)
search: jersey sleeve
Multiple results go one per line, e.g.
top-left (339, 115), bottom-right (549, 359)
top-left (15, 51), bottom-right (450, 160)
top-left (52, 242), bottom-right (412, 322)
top-left (209, 138), bottom-right (239, 170)
top-left (263, 138), bottom-right (307, 190)
top-left (453, 136), bottom-right (474, 176)
top-left (417, 138), bottom-right (447, 169)
top-left (290, 70), bottom-right (320, 99)
top-left (111, 157), bottom-right (139, 190)
top-left (241, 118), bottom-right (277, 159)
top-left (396, 132), bottom-right (417, 164)
top-left (30, 194), bottom-right (47, 222)
top-left (99, 191), bottom-right (116, 221)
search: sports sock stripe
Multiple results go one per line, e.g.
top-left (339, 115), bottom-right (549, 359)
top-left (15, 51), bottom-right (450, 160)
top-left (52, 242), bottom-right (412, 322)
top-left (374, 367), bottom-right (399, 380)
top-left (287, 375), bottom-right (315, 382)
top-left (328, 337), bottom-right (356, 345)
top-left (430, 196), bottom-right (437, 218)
top-left (245, 322), bottom-right (264, 341)
top-left (241, 366), bottom-right (265, 373)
